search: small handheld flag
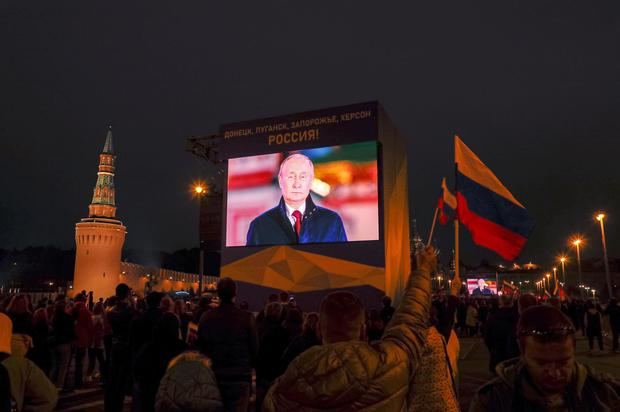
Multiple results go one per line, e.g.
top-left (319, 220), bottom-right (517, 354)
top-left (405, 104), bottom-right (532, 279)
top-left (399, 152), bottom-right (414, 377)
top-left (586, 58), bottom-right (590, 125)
top-left (427, 177), bottom-right (457, 245)
top-left (455, 136), bottom-right (534, 261)
top-left (438, 177), bottom-right (457, 225)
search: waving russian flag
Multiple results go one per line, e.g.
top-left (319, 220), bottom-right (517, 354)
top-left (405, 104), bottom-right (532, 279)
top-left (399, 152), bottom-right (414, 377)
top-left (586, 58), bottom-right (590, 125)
top-left (438, 177), bottom-right (457, 225)
top-left (455, 136), bottom-right (534, 261)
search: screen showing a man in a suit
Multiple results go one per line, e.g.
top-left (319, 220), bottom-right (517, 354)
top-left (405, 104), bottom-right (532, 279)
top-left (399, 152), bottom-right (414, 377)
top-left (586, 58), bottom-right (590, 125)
top-left (225, 141), bottom-right (379, 247)
top-left (467, 278), bottom-right (498, 296)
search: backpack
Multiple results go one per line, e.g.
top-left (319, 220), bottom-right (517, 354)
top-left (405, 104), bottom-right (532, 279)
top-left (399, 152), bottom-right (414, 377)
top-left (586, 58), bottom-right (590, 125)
top-left (0, 353), bottom-right (17, 412)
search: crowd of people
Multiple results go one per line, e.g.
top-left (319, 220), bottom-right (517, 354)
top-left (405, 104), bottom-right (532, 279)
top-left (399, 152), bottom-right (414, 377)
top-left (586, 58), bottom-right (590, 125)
top-left (1, 246), bottom-right (619, 411)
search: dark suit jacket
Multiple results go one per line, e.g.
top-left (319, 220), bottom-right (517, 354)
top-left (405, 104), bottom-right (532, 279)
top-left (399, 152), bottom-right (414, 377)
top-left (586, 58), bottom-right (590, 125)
top-left (472, 287), bottom-right (493, 296)
top-left (246, 196), bottom-right (347, 246)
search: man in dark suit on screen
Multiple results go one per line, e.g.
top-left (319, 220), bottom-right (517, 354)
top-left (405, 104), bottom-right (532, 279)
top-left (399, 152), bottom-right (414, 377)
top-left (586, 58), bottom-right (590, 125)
top-left (472, 278), bottom-right (494, 296)
top-left (246, 153), bottom-right (347, 246)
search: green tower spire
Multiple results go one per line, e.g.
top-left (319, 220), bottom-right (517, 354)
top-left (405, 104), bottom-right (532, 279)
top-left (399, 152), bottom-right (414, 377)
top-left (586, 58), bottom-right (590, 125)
top-left (88, 128), bottom-right (117, 218)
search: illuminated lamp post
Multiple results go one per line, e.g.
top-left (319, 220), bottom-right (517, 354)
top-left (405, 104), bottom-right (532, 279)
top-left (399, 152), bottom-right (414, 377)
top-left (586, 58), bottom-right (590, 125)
top-left (559, 256), bottom-right (567, 285)
top-left (595, 213), bottom-right (612, 300)
top-left (194, 183), bottom-right (206, 296)
top-left (571, 237), bottom-right (584, 298)
top-left (545, 273), bottom-right (551, 293)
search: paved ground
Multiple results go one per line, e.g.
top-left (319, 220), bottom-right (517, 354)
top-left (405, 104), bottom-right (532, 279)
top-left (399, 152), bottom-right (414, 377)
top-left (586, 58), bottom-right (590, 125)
top-left (56, 334), bottom-right (620, 411)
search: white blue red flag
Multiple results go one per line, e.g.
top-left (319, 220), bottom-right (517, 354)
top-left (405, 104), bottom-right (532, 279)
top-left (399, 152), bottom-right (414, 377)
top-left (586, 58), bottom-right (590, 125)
top-left (438, 177), bottom-right (457, 225)
top-left (455, 136), bottom-right (534, 261)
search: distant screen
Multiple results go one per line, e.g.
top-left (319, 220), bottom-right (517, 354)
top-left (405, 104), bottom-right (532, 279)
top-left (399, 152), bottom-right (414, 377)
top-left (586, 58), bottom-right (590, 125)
top-left (467, 277), bottom-right (498, 296)
top-left (225, 141), bottom-right (379, 247)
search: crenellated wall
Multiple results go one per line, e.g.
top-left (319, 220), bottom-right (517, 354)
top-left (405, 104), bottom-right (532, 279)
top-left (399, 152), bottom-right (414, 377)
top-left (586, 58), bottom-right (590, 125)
top-left (119, 261), bottom-right (219, 297)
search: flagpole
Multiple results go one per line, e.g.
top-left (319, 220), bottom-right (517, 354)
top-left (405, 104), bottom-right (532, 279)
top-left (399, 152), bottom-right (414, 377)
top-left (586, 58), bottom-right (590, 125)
top-left (495, 271), bottom-right (499, 294)
top-left (454, 219), bottom-right (460, 280)
top-left (427, 207), bottom-right (439, 247)
top-left (454, 135), bottom-right (460, 282)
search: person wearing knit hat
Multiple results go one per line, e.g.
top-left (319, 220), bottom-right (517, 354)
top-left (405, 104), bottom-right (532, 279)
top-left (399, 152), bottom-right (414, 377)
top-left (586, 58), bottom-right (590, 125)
top-left (0, 312), bottom-right (57, 412)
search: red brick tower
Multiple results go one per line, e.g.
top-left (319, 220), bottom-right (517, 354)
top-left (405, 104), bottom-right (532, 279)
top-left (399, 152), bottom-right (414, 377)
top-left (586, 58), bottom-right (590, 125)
top-left (73, 128), bottom-right (127, 299)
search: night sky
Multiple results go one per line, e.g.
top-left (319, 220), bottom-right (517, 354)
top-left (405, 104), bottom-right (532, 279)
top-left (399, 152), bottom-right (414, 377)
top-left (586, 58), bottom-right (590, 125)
top-left (2, 1), bottom-right (619, 267)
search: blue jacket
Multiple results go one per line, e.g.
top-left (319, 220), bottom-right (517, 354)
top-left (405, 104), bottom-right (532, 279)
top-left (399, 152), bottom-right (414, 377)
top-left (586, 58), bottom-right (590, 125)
top-left (246, 196), bottom-right (347, 246)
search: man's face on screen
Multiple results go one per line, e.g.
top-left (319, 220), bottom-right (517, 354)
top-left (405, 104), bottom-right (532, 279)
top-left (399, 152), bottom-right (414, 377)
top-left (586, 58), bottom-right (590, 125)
top-left (279, 156), bottom-right (313, 208)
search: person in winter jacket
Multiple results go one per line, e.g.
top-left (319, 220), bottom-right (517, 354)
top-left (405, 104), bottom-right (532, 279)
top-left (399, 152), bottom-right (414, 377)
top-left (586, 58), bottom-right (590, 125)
top-left (255, 302), bottom-right (290, 411)
top-left (0, 312), bottom-right (58, 412)
top-left (28, 308), bottom-right (51, 376)
top-left (262, 246), bottom-right (436, 412)
top-left (584, 301), bottom-right (604, 353)
top-left (280, 312), bottom-right (321, 371)
top-left (134, 312), bottom-right (189, 412)
top-left (72, 295), bottom-right (94, 389)
top-left (198, 278), bottom-right (258, 412)
top-left (483, 294), bottom-right (518, 374)
top-left (155, 351), bottom-right (223, 412)
top-left (104, 283), bottom-right (136, 412)
top-left (408, 326), bottom-right (460, 412)
top-left (470, 305), bottom-right (620, 411)
top-left (86, 302), bottom-right (106, 383)
top-left (49, 299), bottom-right (75, 391)
top-left (604, 297), bottom-right (620, 353)
top-left (465, 302), bottom-right (479, 336)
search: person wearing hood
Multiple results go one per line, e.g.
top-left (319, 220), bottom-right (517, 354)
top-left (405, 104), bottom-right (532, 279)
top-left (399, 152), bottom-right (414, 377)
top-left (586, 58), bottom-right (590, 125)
top-left (0, 312), bottom-right (58, 412)
top-left (470, 305), bottom-right (620, 411)
top-left (155, 351), bottom-right (223, 412)
top-left (262, 246), bottom-right (436, 412)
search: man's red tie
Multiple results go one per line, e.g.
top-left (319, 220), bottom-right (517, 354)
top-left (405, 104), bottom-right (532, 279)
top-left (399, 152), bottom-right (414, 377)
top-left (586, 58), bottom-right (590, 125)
top-left (292, 210), bottom-right (302, 237)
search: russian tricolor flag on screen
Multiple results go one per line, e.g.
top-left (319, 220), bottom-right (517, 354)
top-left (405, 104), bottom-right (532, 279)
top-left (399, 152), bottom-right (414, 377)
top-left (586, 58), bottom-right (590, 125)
top-left (455, 136), bottom-right (534, 261)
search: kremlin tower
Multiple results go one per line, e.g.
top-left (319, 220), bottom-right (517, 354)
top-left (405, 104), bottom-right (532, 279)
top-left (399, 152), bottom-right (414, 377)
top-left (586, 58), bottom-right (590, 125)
top-left (73, 128), bottom-right (127, 299)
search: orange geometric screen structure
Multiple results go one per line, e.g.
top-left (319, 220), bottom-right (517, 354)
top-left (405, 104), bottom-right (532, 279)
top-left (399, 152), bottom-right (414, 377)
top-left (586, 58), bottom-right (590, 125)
top-left (217, 102), bottom-right (411, 307)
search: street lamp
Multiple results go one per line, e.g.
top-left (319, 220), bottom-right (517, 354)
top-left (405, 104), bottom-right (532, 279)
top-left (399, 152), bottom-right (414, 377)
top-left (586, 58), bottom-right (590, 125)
top-left (193, 182), bottom-right (207, 296)
top-left (559, 256), bottom-right (567, 284)
top-left (596, 213), bottom-right (612, 300)
top-left (591, 288), bottom-right (596, 298)
top-left (546, 273), bottom-right (551, 293)
top-left (571, 237), bottom-right (584, 298)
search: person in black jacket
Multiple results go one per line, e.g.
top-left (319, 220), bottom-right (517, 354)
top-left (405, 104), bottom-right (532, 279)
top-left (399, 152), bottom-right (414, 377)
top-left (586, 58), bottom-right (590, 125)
top-left (130, 292), bottom-right (163, 358)
top-left (471, 306), bottom-right (620, 412)
top-left (604, 297), bottom-right (620, 353)
top-left (483, 294), bottom-right (518, 374)
top-left (104, 284), bottom-right (136, 412)
top-left (134, 312), bottom-right (188, 412)
top-left (280, 312), bottom-right (320, 371)
top-left (49, 299), bottom-right (75, 391)
top-left (255, 302), bottom-right (290, 411)
top-left (584, 301), bottom-right (604, 354)
top-left (198, 278), bottom-right (258, 412)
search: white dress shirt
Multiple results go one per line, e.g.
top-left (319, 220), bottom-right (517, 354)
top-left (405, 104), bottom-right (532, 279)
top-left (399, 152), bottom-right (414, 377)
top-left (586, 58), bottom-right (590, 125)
top-left (284, 202), bottom-right (306, 230)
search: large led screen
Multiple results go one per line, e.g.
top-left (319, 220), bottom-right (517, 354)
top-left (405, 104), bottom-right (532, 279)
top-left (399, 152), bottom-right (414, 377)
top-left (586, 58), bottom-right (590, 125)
top-left (225, 141), bottom-right (379, 247)
top-left (467, 277), bottom-right (498, 296)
